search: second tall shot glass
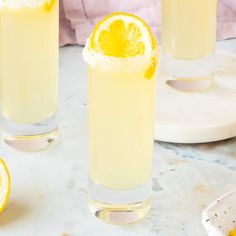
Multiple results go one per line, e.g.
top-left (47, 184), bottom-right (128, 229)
top-left (161, 0), bottom-right (218, 91)
top-left (1, 0), bottom-right (59, 151)
top-left (83, 13), bottom-right (159, 224)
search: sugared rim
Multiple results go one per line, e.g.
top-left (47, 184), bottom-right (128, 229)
top-left (83, 38), bottom-right (159, 70)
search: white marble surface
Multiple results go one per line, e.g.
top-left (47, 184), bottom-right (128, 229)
top-left (0, 39), bottom-right (235, 236)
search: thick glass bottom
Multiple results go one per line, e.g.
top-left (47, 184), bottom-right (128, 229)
top-left (88, 178), bottom-right (152, 224)
top-left (162, 50), bottom-right (215, 92)
top-left (89, 198), bottom-right (151, 225)
top-left (3, 128), bottom-right (58, 152)
top-left (2, 114), bottom-right (58, 152)
top-left (166, 75), bottom-right (213, 92)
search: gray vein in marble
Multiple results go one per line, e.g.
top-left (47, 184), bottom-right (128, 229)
top-left (157, 138), bottom-right (236, 171)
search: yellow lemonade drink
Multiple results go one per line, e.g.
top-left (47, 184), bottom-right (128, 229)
top-left (88, 60), bottom-right (155, 191)
top-left (161, 0), bottom-right (217, 91)
top-left (162, 0), bottom-right (217, 59)
top-left (83, 13), bottom-right (158, 224)
top-left (1, 0), bottom-right (58, 151)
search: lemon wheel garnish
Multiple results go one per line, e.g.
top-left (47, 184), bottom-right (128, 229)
top-left (44, 0), bottom-right (56, 12)
top-left (0, 159), bottom-right (11, 213)
top-left (90, 12), bottom-right (158, 79)
top-left (91, 12), bottom-right (156, 57)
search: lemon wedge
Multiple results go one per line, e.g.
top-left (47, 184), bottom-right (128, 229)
top-left (0, 159), bottom-right (11, 213)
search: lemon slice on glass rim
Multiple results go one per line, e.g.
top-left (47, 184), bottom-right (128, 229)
top-left (0, 159), bottom-right (11, 213)
top-left (88, 12), bottom-right (159, 79)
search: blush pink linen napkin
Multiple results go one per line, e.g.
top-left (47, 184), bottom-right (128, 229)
top-left (59, 0), bottom-right (236, 47)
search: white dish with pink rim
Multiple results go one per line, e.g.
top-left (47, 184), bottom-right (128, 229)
top-left (202, 189), bottom-right (236, 236)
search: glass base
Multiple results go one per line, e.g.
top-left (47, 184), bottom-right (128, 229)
top-left (162, 50), bottom-right (215, 92)
top-left (89, 198), bottom-right (151, 225)
top-left (88, 178), bottom-right (152, 224)
top-left (2, 114), bottom-right (58, 152)
top-left (3, 128), bottom-right (58, 152)
top-left (166, 75), bottom-right (213, 92)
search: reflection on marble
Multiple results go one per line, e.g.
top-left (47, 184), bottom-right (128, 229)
top-left (0, 40), bottom-right (234, 235)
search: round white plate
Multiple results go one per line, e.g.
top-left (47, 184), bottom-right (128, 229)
top-left (155, 49), bottom-right (236, 143)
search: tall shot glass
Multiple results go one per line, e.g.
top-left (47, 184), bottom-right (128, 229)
top-left (1, 0), bottom-right (58, 151)
top-left (161, 0), bottom-right (218, 91)
top-left (83, 13), bottom-right (158, 224)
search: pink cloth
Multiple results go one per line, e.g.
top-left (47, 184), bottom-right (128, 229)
top-left (59, 0), bottom-right (236, 47)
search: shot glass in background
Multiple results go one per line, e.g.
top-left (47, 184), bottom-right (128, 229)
top-left (1, 0), bottom-right (59, 151)
top-left (83, 13), bottom-right (158, 224)
top-left (161, 0), bottom-right (217, 91)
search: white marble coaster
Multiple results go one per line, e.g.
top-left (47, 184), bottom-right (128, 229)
top-left (155, 49), bottom-right (236, 143)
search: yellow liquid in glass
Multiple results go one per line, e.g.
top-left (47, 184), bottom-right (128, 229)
top-left (1, 1), bottom-right (58, 123)
top-left (162, 0), bottom-right (217, 59)
top-left (89, 64), bottom-right (155, 190)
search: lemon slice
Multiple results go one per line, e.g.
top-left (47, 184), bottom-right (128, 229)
top-left (90, 12), bottom-right (158, 79)
top-left (0, 159), bottom-right (11, 213)
top-left (90, 12), bottom-right (157, 58)
top-left (44, 0), bottom-right (56, 12)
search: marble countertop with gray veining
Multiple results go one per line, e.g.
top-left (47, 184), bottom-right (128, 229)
top-left (0, 39), bottom-right (235, 236)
